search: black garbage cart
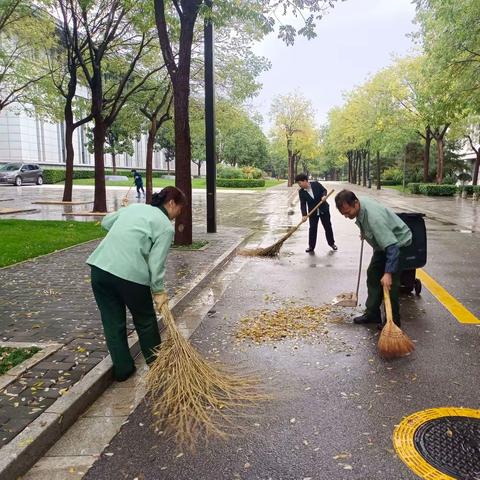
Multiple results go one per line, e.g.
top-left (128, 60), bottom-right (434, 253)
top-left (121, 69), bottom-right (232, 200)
top-left (396, 212), bottom-right (427, 295)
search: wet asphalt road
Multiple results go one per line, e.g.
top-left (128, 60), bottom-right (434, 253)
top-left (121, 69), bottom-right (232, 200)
top-left (82, 183), bottom-right (480, 480)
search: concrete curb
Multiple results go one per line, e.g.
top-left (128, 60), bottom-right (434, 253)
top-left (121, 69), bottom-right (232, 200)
top-left (0, 230), bottom-right (247, 480)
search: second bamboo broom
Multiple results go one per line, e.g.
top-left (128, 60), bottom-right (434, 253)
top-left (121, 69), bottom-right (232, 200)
top-left (378, 286), bottom-right (415, 359)
top-left (145, 302), bottom-right (266, 449)
top-left (240, 189), bottom-right (335, 257)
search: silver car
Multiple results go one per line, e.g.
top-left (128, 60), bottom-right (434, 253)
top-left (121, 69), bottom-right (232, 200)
top-left (0, 163), bottom-right (44, 186)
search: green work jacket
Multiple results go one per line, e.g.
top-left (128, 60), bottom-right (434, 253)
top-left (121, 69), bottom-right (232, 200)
top-left (87, 204), bottom-right (173, 293)
top-left (355, 196), bottom-right (412, 251)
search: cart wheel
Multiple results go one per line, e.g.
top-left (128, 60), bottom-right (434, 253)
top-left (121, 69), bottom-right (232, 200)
top-left (414, 279), bottom-right (422, 296)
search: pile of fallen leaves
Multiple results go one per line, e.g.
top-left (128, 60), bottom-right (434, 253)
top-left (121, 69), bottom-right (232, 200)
top-left (236, 305), bottom-right (344, 343)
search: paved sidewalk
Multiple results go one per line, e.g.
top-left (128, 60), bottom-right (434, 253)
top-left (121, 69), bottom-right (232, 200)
top-left (0, 225), bottom-right (246, 449)
top-left (0, 182), bottom-right (299, 479)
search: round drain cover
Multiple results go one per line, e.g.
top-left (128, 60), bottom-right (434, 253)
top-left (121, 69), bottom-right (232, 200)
top-left (414, 416), bottom-right (480, 479)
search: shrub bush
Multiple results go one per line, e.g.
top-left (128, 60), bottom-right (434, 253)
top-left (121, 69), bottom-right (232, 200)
top-left (408, 183), bottom-right (422, 194)
top-left (217, 178), bottom-right (265, 188)
top-left (460, 185), bottom-right (474, 196)
top-left (381, 167), bottom-right (403, 185)
top-left (216, 165), bottom-right (245, 179)
top-left (41, 168), bottom-right (165, 184)
top-left (418, 184), bottom-right (456, 196)
top-left (441, 175), bottom-right (456, 185)
top-left (381, 180), bottom-right (402, 186)
top-left (241, 166), bottom-right (263, 179)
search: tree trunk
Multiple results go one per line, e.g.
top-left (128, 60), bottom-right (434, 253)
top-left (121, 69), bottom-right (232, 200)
top-left (362, 151), bottom-right (367, 187)
top-left (287, 137), bottom-right (293, 187)
top-left (347, 151), bottom-right (353, 183)
top-left (358, 152), bottom-right (362, 185)
top-left (376, 150), bottom-right (381, 190)
top-left (63, 107), bottom-right (75, 202)
top-left (367, 149), bottom-right (371, 188)
top-left (93, 120), bottom-right (107, 212)
top-left (435, 137), bottom-right (445, 184)
top-left (473, 151), bottom-right (480, 186)
top-left (433, 125), bottom-right (448, 184)
top-left (197, 162), bottom-right (201, 177)
top-left (172, 80), bottom-right (193, 244)
top-left (146, 119), bottom-right (156, 204)
top-left (423, 127), bottom-right (432, 182)
top-left (111, 151), bottom-right (116, 175)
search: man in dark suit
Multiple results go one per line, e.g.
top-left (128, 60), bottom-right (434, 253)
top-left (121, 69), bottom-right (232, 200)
top-left (295, 173), bottom-right (337, 253)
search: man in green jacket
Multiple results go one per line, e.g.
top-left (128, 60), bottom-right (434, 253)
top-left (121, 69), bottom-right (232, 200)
top-left (335, 189), bottom-right (412, 327)
top-left (87, 187), bottom-right (186, 381)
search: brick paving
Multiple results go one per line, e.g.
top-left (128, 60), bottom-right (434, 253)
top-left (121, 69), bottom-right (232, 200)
top-left (0, 224), bottom-right (247, 448)
top-left (0, 182), bottom-right (298, 449)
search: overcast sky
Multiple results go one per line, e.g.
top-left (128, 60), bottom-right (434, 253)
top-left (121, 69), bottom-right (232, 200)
top-left (251, 0), bottom-right (419, 131)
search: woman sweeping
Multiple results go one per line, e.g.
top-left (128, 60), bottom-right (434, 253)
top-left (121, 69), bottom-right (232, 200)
top-left (87, 186), bottom-right (186, 381)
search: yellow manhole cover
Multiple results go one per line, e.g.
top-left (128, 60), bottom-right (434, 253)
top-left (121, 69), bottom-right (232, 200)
top-left (393, 407), bottom-right (480, 479)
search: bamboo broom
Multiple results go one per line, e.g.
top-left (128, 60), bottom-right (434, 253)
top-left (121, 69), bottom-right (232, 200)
top-left (145, 302), bottom-right (266, 449)
top-left (240, 189), bottom-right (335, 257)
top-left (121, 185), bottom-right (133, 207)
top-left (378, 286), bottom-right (415, 359)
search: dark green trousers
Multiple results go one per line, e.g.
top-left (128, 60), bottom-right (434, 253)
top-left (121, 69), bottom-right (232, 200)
top-left (90, 265), bottom-right (160, 380)
top-left (365, 250), bottom-right (403, 323)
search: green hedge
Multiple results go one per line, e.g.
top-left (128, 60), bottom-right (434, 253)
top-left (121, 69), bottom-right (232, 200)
top-left (380, 179), bottom-right (402, 186)
top-left (42, 168), bottom-right (165, 184)
top-left (216, 178), bottom-right (265, 188)
top-left (459, 185), bottom-right (480, 196)
top-left (408, 183), bottom-right (422, 194)
top-left (418, 184), bottom-right (457, 196)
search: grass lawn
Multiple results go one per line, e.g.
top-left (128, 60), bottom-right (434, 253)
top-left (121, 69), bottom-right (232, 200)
top-left (67, 178), bottom-right (284, 190)
top-left (0, 346), bottom-right (41, 375)
top-left (0, 219), bottom-right (105, 267)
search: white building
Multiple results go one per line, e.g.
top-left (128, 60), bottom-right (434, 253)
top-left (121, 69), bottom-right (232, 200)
top-left (0, 106), bottom-right (176, 172)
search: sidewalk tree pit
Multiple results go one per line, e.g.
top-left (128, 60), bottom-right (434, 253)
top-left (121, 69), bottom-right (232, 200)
top-left (0, 347), bottom-right (41, 375)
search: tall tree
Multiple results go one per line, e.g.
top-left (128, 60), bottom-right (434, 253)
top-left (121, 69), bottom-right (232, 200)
top-left (67, 0), bottom-right (161, 212)
top-left (139, 81), bottom-right (173, 202)
top-left (0, 1), bottom-right (53, 112)
top-left (153, 0), bottom-right (341, 244)
top-left (270, 92), bottom-right (316, 186)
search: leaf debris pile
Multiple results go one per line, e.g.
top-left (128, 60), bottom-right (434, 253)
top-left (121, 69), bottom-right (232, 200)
top-left (236, 305), bottom-right (345, 343)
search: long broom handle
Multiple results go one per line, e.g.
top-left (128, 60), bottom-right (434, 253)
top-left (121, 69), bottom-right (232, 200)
top-left (355, 238), bottom-right (364, 299)
top-left (383, 286), bottom-right (394, 326)
top-left (122, 185), bottom-right (133, 205)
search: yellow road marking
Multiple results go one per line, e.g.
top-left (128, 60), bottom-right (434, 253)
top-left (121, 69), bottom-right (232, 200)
top-left (393, 407), bottom-right (480, 480)
top-left (417, 269), bottom-right (480, 324)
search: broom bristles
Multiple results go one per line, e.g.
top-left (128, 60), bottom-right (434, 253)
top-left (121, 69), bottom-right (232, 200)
top-left (239, 228), bottom-right (295, 257)
top-left (145, 303), bottom-right (266, 449)
top-left (378, 320), bottom-right (415, 359)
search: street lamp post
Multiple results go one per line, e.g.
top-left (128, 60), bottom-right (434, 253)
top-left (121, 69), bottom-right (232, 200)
top-left (204, 0), bottom-right (217, 233)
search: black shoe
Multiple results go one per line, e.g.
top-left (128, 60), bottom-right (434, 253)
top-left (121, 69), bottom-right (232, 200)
top-left (353, 313), bottom-right (381, 325)
top-left (330, 244), bottom-right (338, 251)
top-left (114, 366), bottom-right (137, 382)
top-left (305, 247), bottom-right (315, 253)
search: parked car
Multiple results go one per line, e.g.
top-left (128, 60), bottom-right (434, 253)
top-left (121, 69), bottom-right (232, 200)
top-left (0, 163), bottom-right (44, 186)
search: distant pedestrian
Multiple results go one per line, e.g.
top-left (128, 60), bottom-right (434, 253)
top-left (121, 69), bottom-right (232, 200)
top-left (87, 187), bottom-right (186, 381)
top-left (131, 169), bottom-right (145, 198)
top-left (295, 173), bottom-right (337, 253)
top-left (335, 189), bottom-right (412, 328)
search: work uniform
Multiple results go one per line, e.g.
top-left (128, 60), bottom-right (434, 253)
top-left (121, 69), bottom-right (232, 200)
top-left (87, 203), bottom-right (173, 380)
top-left (356, 196), bottom-right (412, 323)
